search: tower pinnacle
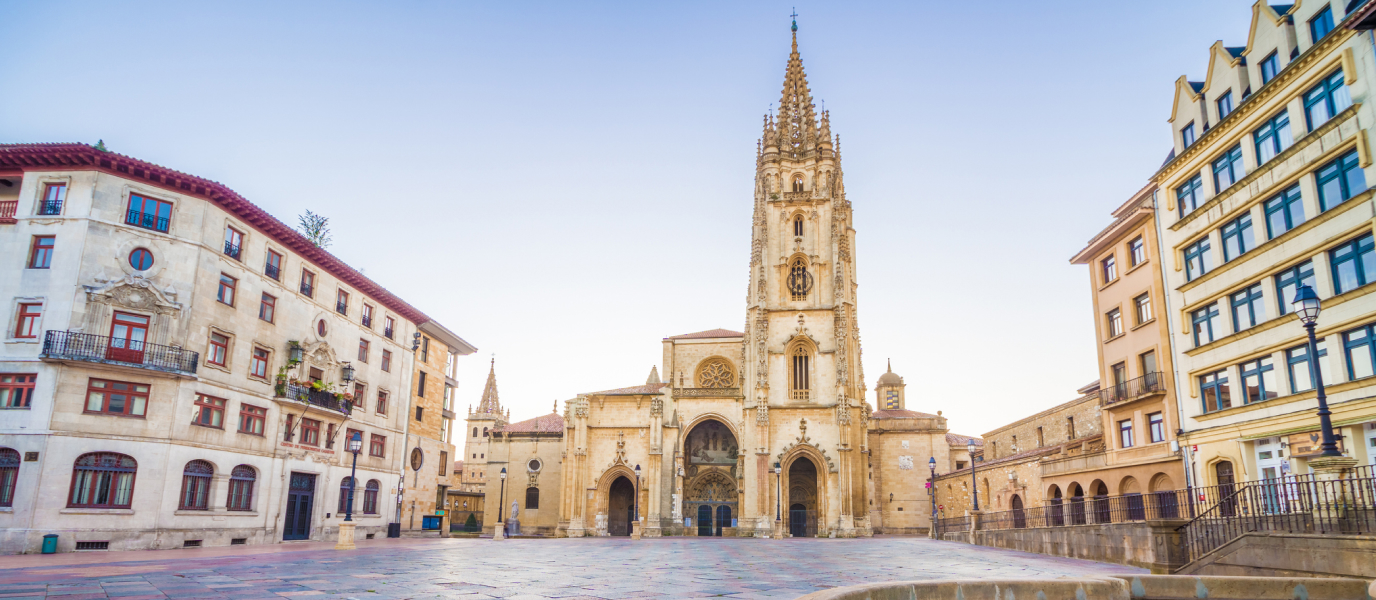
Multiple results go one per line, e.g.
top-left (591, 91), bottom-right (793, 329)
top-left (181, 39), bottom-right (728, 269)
top-left (476, 357), bottom-right (502, 415)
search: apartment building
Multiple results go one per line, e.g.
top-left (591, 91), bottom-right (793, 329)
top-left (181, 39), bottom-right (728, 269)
top-left (1155, 1), bottom-right (1376, 488)
top-left (398, 323), bottom-right (475, 533)
top-left (0, 143), bottom-right (470, 553)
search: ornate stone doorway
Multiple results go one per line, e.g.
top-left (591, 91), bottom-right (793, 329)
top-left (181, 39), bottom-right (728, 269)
top-left (608, 476), bottom-right (634, 537)
top-left (786, 458), bottom-right (818, 537)
top-left (683, 418), bottom-right (739, 538)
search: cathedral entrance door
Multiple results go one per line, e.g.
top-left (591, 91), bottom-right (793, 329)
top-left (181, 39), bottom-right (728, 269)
top-left (789, 504), bottom-right (811, 537)
top-left (715, 505), bottom-right (731, 536)
top-left (697, 505), bottom-right (712, 536)
top-left (608, 476), bottom-right (634, 537)
top-left (786, 457), bottom-right (818, 537)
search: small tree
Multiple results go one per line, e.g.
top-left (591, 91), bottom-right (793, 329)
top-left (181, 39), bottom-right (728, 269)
top-left (464, 513), bottom-right (478, 532)
top-left (297, 210), bottom-right (332, 248)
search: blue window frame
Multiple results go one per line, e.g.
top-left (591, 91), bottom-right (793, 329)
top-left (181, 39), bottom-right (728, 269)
top-left (1220, 214), bottom-right (1253, 262)
top-left (1287, 341), bottom-right (1330, 393)
top-left (1315, 150), bottom-right (1366, 211)
top-left (1303, 70), bottom-right (1352, 131)
top-left (1184, 237), bottom-right (1213, 282)
top-left (1253, 111), bottom-right (1292, 165)
top-left (1177, 175), bottom-right (1204, 218)
top-left (1275, 260), bottom-right (1315, 315)
top-left (1240, 357), bottom-right (1278, 404)
top-left (1310, 6), bottom-right (1334, 44)
top-left (1212, 145), bottom-right (1244, 192)
top-left (1129, 237), bottom-right (1146, 266)
top-left (1260, 52), bottom-right (1280, 84)
top-left (1263, 184), bottom-right (1305, 239)
top-left (1181, 122), bottom-right (1196, 148)
top-left (1344, 324), bottom-right (1376, 381)
top-left (1200, 370), bottom-right (1231, 413)
top-left (1216, 91), bottom-right (1234, 120)
top-left (1231, 283), bottom-right (1266, 331)
top-left (1330, 233), bottom-right (1376, 294)
top-left (1192, 303), bottom-right (1221, 347)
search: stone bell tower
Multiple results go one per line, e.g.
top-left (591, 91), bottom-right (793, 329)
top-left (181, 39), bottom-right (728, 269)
top-left (740, 16), bottom-right (871, 537)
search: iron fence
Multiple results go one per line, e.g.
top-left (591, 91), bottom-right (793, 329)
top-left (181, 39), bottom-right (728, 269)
top-left (278, 383), bottom-right (353, 415)
top-left (126, 209), bottom-right (169, 232)
top-left (933, 515), bottom-right (969, 537)
top-left (41, 330), bottom-right (199, 375)
top-left (37, 200), bottom-right (63, 216)
top-left (223, 241), bottom-right (242, 260)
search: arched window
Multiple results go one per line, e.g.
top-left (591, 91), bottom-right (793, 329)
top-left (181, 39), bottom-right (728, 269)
top-left (473, 427), bottom-right (478, 437)
top-left (526, 486), bottom-right (540, 509)
top-left (227, 465), bottom-right (256, 511)
top-left (179, 460), bottom-right (213, 510)
top-left (790, 345), bottom-right (811, 401)
top-left (483, 427), bottom-right (489, 437)
top-left (338, 476), bottom-right (355, 513)
top-left (363, 480), bottom-right (380, 514)
top-left (787, 258), bottom-right (812, 301)
top-left (69, 452), bottom-right (137, 508)
top-left (792, 174), bottom-right (804, 192)
top-left (0, 448), bottom-right (18, 508)
top-left (793, 215), bottom-right (804, 237)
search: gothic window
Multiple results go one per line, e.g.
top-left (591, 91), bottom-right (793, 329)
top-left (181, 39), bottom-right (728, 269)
top-left (790, 345), bottom-right (811, 401)
top-left (793, 215), bottom-right (804, 237)
top-left (787, 258), bottom-right (813, 301)
top-left (792, 174), bottom-right (804, 192)
top-left (696, 358), bottom-right (736, 388)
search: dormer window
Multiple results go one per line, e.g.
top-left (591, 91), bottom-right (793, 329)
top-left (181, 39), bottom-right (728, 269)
top-left (1181, 122), bottom-right (1196, 148)
top-left (1216, 91), bottom-right (1233, 120)
top-left (792, 174), bottom-right (804, 192)
top-left (1260, 52), bottom-right (1280, 85)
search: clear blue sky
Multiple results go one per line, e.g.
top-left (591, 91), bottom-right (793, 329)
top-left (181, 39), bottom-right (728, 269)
top-left (2, 1), bottom-right (1254, 435)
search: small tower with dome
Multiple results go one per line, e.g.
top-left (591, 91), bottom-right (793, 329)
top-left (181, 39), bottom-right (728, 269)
top-left (875, 359), bottom-right (906, 410)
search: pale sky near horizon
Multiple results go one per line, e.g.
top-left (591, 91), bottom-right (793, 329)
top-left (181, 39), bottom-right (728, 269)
top-left (2, 1), bottom-right (1257, 436)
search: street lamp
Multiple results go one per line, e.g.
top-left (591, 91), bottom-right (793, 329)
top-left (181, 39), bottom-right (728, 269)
top-left (494, 467), bottom-right (508, 540)
top-left (928, 456), bottom-right (937, 525)
top-left (341, 362), bottom-right (355, 384)
top-left (345, 432), bottom-right (362, 521)
top-left (773, 461), bottom-right (782, 523)
top-left (633, 464), bottom-right (641, 523)
top-left (1292, 284), bottom-right (1342, 457)
top-left (968, 441), bottom-right (980, 512)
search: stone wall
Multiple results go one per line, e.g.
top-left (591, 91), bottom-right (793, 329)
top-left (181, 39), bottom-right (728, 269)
top-left (981, 393), bottom-right (1101, 461)
top-left (968, 519), bottom-right (1188, 573)
top-left (1178, 532), bottom-right (1376, 579)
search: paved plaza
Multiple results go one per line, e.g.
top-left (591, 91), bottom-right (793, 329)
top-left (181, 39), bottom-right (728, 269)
top-left (0, 537), bottom-right (1143, 600)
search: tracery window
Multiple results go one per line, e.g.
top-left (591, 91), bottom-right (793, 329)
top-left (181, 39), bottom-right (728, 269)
top-left (793, 215), bottom-right (804, 237)
top-left (697, 359), bottom-right (735, 388)
top-left (790, 345), bottom-right (811, 401)
top-left (787, 258), bottom-right (813, 301)
top-left (792, 174), bottom-right (804, 192)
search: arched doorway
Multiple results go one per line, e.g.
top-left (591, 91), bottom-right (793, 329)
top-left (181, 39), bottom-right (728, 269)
top-left (608, 476), bottom-right (634, 537)
top-left (697, 505), bottom-right (713, 536)
top-left (1090, 480), bottom-right (1110, 523)
top-left (716, 505), bottom-right (731, 536)
top-left (1215, 461), bottom-right (1237, 517)
top-left (1048, 485), bottom-right (1064, 526)
top-left (1011, 495), bottom-right (1026, 528)
top-left (683, 418), bottom-right (740, 537)
top-left (1068, 483), bottom-right (1086, 525)
top-left (787, 458), bottom-right (818, 537)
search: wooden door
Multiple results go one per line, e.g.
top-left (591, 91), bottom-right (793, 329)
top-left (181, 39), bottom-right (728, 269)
top-left (107, 312), bottom-right (149, 364)
top-left (283, 472), bottom-right (315, 540)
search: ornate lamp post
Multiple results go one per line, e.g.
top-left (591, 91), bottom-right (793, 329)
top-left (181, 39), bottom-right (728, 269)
top-left (1292, 284), bottom-right (1342, 458)
top-left (773, 461), bottom-right (783, 538)
top-left (493, 467), bottom-right (507, 541)
top-left (335, 432), bottom-right (363, 550)
top-left (968, 441), bottom-right (979, 512)
top-left (631, 464), bottom-right (642, 539)
top-left (928, 456), bottom-right (937, 531)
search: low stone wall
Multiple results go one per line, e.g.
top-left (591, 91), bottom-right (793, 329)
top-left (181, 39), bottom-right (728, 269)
top-left (1179, 532), bottom-right (1376, 579)
top-left (965, 519), bottom-right (1187, 573)
top-left (795, 576), bottom-right (1374, 600)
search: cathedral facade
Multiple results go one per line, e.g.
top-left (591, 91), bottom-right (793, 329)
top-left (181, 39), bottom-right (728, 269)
top-left (470, 23), bottom-right (961, 539)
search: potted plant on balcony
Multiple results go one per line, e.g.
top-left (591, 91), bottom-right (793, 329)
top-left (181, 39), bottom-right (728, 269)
top-left (275, 366), bottom-right (290, 397)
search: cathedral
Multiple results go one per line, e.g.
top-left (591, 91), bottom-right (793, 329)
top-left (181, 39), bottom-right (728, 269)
top-left (464, 21), bottom-right (960, 538)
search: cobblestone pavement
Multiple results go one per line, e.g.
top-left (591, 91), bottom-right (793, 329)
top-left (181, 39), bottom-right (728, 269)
top-left (0, 537), bottom-right (1144, 600)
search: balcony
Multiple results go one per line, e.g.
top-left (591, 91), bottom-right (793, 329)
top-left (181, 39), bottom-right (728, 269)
top-left (300, 282), bottom-right (314, 297)
top-left (361, 315), bottom-right (372, 328)
top-left (223, 241), bottom-right (242, 261)
top-left (276, 383), bottom-right (353, 416)
top-left (265, 263), bottom-right (280, 280)
top-left (126, 209), bottom-right (169, 233)
top-left (383, 326), bottom-right (393, 339)
top-left (41, 331), bottom-right (199, 376)
top-left (37, 200), bottom-right (63, 216)
top-left (336, 301), bottom-right (348, 316)
top-left (0, 200), bottom-right (16, 224)
top-left (1100, 371), bottom-right (1167, 407)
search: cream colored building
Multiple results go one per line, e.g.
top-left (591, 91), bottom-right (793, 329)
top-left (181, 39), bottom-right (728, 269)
top-left (0, 143), bottom-right (468, 553)
top-left (1155, 1), bottom-right (1376, 488)
top-left (397, 323), bottom-right (476, 534)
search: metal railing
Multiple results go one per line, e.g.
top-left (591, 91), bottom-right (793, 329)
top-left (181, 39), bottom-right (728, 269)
top-left (0, 200), bottom-right (16, 222)
top-left (336, 301), bottom-right (347, 315)
top-left (126, 209), bottom-right (169, 232)
top-left (982, 490), bottom-right (1191, 531)
top-left (1101, 371), bottom-right (1167, 406)
top-left (300, 282), bottom-right (314, 297)
top-left (37, 200), bottom-right (63, 216)
top-left (383, 326), bottom-right (393, 339)
top-left (933, 515), bottom-right (969, 537)
top-left (277, 383), bottom-right (353, 415)
top-left (265, 263), bottom-right (280, 280)
top-left (223, 241), bottom-right (241, 260)
top-left (361, 315), bottom-right (372, 327)
top-left (41, 330), bottom-right (199, 375)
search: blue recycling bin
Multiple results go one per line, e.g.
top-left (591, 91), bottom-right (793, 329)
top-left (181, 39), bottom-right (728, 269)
top-left (41, 534), bottom-right (58, 554)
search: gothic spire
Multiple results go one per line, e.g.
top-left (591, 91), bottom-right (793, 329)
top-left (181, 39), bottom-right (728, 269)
top-left (778, 15), bottom-right (818, 154)
top-left (476, 357), bottom-right (502, 415)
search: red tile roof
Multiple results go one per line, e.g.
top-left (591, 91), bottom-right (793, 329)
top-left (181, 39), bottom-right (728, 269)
top-left (871, 409), bottom-right (939, 419)
top-left (0, 143), bottom-right (435, 325)
top-left (452, 460), bottom-right (463, 471)
top-left (498, 412), bottom-right (565, 433)
top-left (665, 328), bottom-right (745, 340)
top-left (593, 383), bottom-right (669, 396)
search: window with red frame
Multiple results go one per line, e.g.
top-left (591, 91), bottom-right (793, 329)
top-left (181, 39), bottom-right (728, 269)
top-left (283, 414), bottom-right (295, 441)
top-left (363, 480), bottom-right (379, 514)
top-left (300, 269), bottom-right (315, 297)
top-left (381, 349), bottom-right (392, 372)
top-left (0, 448), bottom-right (18, 508)
top-left (301, 418), bottom-right (321, 446)
top-left (207, 332), bottom-right (229, 367)
top-left (0, 374), bottom-right (37, 409)
top-left (127, 194), bottom-right (172, 232)
top-left (68, 452), bottom-right (137, 508)
top-left (325, 423), bottom-right (337, 449)
top-left (353, 383), bottom-right (365, 408)
top-left (376, 390), bottom-right (388, 414)
top-left (346, 428), bottom-right (363, 452)
top-left (226, 465), bottom-right (256, 511)
top-left (178, 460), bottom-right (213, 510)
top-left (250, 347), bottom-right (269, 379)
top-left (338, 476), bottom-right (356, 513)
top-left (41, 182), bottom-right (67, 215)
top-left (265, 250), bottom-right (283, 280)
top-left (336, 289), bottom-right (349, 315)
top-left (84, 378), bottom-right (149, 417)
top-left (259, 293), bottom-right (276, 323)
top-left (28, 236), bottom-right (54, 269)
top-left (239, 404), bottom-right (266, 436)
top-left (14, 303), bottom-right (41, 338)
top-left (361, 303), bottom-right (374, 328)
top-left (384, 316), bottom-right (395, 339)
top-left (358, 339), bottom-right (369, 362)
top-left (223, 226), bottom-right (243, 260)
top-left (217, 274), bottom-right (237, 306)
top-left (369, 433), bottom-right (385, 457)
top-left (193, 395), bottom-right (226, 428)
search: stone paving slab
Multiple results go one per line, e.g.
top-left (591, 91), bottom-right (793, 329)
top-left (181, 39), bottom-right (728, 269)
top-left (0, 537), bottom-right (1142, 600)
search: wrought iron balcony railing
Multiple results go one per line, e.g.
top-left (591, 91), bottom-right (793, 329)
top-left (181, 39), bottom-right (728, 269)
top-left (37, 200), bottom-right (63, 216)
top-left (223, 241), bottom-right (242, 261)
top-left (277, 383), bottom-right (352, 415)
top-left (383, 326), bottom-right (394, 339)
top-left (300, 282), bottom-right (314, 297)
top-left (41, 330), bottom-right (199, 375)
top-left (336, 301), bottom-right (348, 315)
top-left (361, 315), bottom-right (372, 327)
top-left (125, 209), bottom-right (169, 232)
top-left (1101, 371), bottom-right (1167, 406)
top-left (265, 263), bottom-right (281, 280)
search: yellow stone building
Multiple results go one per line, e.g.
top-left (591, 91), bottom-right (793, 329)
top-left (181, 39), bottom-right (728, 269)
top-left (397, 323), bottom-right (475, 534)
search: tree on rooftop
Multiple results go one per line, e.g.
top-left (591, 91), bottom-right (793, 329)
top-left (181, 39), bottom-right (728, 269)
top-left (297, 210), bottom-right (332, 249)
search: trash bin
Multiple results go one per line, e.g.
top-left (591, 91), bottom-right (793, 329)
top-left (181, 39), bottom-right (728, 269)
top-left (386, 523), bottom-right (401, 538)
top-left (41, 534), bottom-right (59, 554)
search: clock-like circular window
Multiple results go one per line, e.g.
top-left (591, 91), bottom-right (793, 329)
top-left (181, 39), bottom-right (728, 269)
top-left (128, 248), bottom-right (154, 271)
top-left (317, 319), bottom-right (328, 336)
top-left (528, 459), bottom-right (542, 472)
